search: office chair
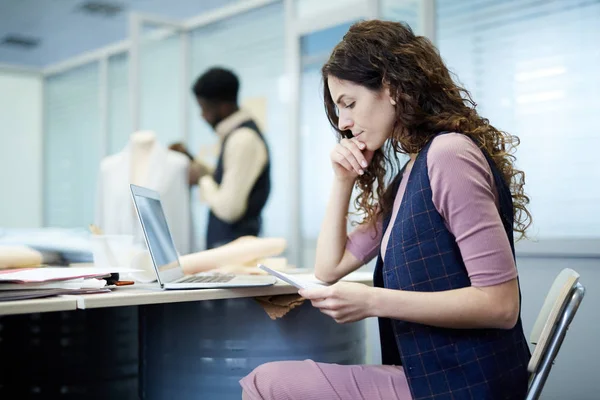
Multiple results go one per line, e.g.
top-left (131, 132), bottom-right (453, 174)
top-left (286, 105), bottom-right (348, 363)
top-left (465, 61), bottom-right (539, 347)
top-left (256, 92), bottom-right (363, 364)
top-left (526, 268), bottom-right (585, 400)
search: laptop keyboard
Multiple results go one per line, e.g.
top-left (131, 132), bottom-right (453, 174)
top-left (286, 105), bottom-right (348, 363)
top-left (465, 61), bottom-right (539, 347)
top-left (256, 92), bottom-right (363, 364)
top-left (177, 274), bottom-right (236, 284)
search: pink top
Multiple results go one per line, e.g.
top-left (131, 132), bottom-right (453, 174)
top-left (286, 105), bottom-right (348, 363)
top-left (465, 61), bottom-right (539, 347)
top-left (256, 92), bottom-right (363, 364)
top-left (346, 133), bottom-right (517, 287)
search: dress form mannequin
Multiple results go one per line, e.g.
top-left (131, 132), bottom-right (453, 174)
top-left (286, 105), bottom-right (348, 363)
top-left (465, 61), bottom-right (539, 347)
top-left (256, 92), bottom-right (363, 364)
top-left (96, 131), bottom-right (193, 253)
top-left (130, 130), bottom-right (156, 186)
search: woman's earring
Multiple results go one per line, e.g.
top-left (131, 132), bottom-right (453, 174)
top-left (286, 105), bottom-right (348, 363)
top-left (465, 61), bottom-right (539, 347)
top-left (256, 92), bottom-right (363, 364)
top-left (391, 98), bottom-right (397, 106)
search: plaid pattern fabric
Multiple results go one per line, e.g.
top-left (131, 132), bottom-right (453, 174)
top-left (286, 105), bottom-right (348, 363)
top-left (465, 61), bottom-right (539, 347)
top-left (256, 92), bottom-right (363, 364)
top-left (374, 132), bottom-right (531, 399)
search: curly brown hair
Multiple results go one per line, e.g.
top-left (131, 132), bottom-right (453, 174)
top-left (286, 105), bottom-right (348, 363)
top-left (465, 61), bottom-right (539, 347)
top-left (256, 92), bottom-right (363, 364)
top-left (322, 20), bottom-right (531, 237)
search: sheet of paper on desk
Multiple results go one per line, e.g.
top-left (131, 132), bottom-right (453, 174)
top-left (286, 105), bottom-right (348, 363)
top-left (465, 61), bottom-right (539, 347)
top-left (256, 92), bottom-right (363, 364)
top-left (0, 278), bottom-right (107, 290)
top-left (0, 267), bottom-right (139, 283)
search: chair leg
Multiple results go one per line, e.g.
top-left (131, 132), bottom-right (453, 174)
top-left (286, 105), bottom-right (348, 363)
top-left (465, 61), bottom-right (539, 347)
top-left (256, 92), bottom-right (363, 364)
top-left (526, 284), bottom-right (585, 400)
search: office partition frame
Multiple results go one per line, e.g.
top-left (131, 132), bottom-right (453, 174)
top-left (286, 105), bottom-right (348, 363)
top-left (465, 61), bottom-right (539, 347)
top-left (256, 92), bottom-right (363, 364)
top-left (38, 0), bottom-right (598, 260)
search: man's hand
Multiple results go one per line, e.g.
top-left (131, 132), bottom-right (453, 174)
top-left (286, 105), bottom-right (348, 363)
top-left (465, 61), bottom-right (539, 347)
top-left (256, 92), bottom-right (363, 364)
top-left (168, 142), bottom-right (194, 161)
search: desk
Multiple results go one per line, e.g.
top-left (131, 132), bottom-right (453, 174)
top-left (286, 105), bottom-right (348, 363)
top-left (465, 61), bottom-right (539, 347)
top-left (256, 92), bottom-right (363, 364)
top-left (77, 271), bottom-right (373, 309)
top-left (85, 272), bottom-right (372, 399)
top-left (0, 301), bottom-right (139, 399)
top-left (0, 296), bottom-right (77, 316)
top-left (0, 271), bottom-right (374, 400)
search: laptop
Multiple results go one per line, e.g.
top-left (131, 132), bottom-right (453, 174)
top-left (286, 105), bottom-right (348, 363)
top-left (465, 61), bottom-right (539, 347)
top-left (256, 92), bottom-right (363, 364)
top-left (130, 184), bottom-right (276, 290)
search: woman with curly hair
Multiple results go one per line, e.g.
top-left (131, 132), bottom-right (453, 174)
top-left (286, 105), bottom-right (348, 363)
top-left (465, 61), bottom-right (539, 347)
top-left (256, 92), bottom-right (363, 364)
top-left (240, 19), bottom-right (532, 400)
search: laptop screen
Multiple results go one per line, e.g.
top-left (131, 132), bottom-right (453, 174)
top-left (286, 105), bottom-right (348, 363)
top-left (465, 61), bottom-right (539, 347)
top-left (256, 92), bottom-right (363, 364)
top-left (132, 190), bottom-right (183, 282)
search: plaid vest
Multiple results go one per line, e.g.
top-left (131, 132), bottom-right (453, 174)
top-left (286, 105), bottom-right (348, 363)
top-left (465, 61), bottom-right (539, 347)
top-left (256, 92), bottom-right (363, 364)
top-left (374, 132), bottom-right (531, 399)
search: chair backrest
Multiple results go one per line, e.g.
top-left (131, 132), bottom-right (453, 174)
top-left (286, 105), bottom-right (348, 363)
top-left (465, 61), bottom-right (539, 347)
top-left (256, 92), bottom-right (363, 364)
top-left (528, 268), bottom-right (579, 372)
top-left (526, 268), bottom-right (585, 400)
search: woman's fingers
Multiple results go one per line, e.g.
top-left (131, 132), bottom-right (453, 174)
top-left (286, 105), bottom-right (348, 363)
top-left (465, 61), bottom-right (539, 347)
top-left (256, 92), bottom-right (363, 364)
top-left (331, 150), bottom-right (355, 173)
top-left (337, 140), bottom-right (367, 174)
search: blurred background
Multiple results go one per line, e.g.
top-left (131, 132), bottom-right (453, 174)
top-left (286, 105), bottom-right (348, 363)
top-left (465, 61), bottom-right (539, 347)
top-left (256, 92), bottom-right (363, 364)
top-left (0, 0), bottom-right (599, 398)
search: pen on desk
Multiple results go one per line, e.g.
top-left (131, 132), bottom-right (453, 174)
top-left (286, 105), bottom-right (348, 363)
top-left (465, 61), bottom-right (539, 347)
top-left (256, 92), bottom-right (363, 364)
top-left (103, 273), bottom-right (135, 286)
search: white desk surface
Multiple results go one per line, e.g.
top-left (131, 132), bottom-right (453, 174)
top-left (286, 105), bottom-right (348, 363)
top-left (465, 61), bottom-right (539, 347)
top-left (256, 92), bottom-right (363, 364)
top-left (78, 271), bottom-right (374, 310)
top-left (0, 271), bottom-right (374, 314)
top-left (0, 296), bottom-right (78, 316)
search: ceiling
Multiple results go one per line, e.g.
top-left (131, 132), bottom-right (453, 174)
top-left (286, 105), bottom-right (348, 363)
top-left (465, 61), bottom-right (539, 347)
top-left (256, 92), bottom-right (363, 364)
top-left (0, 0), bottom-right (243, 67)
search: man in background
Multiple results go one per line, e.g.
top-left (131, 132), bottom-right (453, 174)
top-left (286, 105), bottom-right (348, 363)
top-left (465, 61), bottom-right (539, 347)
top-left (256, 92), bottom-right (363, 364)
top-left (172, 67), bottom-right (270, 249)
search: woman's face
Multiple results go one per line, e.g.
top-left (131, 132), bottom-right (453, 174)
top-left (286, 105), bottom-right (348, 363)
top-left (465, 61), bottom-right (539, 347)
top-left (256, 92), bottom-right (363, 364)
top-left (327, 76), bottom-right (397, 151)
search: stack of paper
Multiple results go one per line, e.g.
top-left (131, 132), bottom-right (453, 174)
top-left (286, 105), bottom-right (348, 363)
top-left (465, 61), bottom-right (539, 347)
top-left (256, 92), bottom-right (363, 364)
top-left (0, 267), bottom-right (133, 301)
top-left (0, 267), bottom-right (110, 283)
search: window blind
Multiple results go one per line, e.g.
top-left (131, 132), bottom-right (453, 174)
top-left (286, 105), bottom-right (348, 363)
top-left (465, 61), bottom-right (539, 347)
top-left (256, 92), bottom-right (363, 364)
top-left (437, 0), bottom-right (600, 238)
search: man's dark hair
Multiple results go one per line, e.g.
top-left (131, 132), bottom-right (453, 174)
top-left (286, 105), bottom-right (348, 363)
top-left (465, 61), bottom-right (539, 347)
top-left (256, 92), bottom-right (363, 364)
top-left (192, 67), bottom-right (239, 103)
